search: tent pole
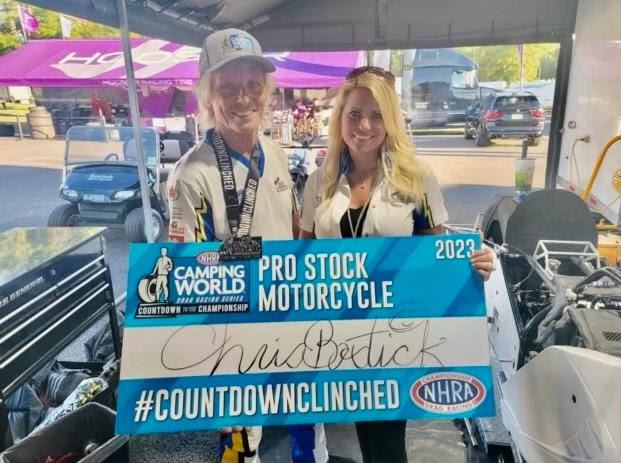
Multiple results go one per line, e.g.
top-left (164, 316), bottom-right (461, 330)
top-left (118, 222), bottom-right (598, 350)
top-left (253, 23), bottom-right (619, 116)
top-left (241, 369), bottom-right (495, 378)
top-left (115, 0), bottom-right (155, 242)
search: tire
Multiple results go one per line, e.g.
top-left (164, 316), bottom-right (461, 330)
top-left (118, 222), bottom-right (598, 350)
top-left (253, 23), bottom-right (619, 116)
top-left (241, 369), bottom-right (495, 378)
top-left (476, 127), bottom-right (489, 147)
top-left (529, 136), bottom-right (540, 146)
top-left (125, 207), bottom-right (164, 242)
top-left (47, 204), bottom-right (80, 227)
top-left (464, 123), bottom-right (473, 139)
top-left (137, 275), bottom-right (158, 303)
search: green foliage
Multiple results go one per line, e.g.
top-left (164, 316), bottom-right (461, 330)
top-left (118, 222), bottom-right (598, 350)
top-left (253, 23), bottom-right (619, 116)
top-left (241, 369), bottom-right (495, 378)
top-left (389, 49), bottom-right (403, 77)
top-left (0, 33), bottom-right (20, 55)
top-left (67, 19), bottom-right (121, 39)
top-left (30, 7), bottom-right (60, 38)
top-left (539, 51), bottom-right (559, 80)
top-left (459, 43), bottom-right (559, 84)
top-left (0, 0), bottom-right (21, 54)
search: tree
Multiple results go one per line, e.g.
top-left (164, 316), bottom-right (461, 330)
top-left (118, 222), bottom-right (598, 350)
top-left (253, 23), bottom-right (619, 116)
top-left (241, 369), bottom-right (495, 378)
top-left (539, 48), bottom-right (559, 79)
top-left (523, 43), bottom-right (559, 81)
top-left (459, 43), bottom-right (559, 84)
top-left (0, 0), bottom-right (21, 54)
top-left (30, 8), bottom-right (61, 38)
top-left (67, 18), bottom-right (122, 39)
top-left (389, 49), bottom-right (403, 77)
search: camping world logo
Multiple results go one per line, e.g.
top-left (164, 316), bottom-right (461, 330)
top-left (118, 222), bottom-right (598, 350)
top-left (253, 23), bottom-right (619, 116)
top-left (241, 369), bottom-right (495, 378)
top-left (410, 372), bottom-right (486, 414)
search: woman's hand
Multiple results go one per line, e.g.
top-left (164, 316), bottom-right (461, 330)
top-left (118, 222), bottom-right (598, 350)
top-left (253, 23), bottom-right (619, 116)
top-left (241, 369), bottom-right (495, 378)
top-left (470, 247), bottom-right (495, 281)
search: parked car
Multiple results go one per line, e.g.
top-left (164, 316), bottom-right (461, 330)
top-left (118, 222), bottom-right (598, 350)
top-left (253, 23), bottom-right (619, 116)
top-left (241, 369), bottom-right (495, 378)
top-left (464, 92), bottom-right (545, 147)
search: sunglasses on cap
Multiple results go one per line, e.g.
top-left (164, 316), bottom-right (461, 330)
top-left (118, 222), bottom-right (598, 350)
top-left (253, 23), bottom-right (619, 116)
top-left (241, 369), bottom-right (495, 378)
top-left (346, 66), bottom-right (395, 85)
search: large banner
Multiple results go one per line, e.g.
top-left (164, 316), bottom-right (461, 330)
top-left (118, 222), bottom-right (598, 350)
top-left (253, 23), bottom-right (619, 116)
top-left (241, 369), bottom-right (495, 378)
top-left (0, 39), bottom-right (360, 89)
top-left (116, 235), bottom-right (494, 434)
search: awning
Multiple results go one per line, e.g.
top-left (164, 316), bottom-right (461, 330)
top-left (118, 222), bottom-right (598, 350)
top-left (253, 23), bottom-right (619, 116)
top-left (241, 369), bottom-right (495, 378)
top-left (21, 0), bottom-right (576, 51)
top-left (0, 39), bottom-right (361, 89)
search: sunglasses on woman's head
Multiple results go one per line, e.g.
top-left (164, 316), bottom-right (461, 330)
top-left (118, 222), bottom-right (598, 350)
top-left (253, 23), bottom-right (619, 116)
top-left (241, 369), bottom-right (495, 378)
top-left (346, 66), bottom-right (395, 85)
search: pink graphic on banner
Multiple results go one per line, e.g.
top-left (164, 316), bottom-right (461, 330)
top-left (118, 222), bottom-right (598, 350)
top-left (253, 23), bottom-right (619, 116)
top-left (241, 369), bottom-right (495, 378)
top-left (18, 5), bottom-right (39, 33)
top-left (0, 39), bottom-right (360, 89)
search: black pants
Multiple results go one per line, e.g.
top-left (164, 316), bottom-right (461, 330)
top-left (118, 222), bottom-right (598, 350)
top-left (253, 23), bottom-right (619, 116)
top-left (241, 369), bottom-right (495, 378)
top-left (355, 420), bottom-right (407, 463)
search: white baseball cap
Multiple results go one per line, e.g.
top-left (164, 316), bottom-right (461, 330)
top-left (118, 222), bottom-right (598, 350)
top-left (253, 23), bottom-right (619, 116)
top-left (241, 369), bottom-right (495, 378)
top-left (199, 28), bottom-right (275, 75)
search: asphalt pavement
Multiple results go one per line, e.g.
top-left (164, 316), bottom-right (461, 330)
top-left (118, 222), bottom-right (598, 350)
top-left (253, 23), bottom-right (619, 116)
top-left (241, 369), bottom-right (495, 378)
top-left (0, 133), bottom-right (547, 462)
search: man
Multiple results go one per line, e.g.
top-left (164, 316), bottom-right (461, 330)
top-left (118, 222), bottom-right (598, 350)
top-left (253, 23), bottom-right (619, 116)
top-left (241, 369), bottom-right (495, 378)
top-left (167, 28), bottom-right (347, 463)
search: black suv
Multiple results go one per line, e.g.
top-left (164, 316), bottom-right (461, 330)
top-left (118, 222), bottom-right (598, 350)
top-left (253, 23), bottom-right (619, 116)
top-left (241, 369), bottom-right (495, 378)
top-left (464, 92), bottom-right (545, 147)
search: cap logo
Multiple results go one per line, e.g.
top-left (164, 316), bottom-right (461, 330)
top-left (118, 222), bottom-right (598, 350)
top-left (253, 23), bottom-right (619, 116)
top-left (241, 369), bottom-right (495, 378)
top-left (222, 34), bottom-right (253, 54)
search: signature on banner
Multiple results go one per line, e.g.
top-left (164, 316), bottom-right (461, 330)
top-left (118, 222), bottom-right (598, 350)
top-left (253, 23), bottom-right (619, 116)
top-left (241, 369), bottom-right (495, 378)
top-left (160, 318), bottom-right (446, 374)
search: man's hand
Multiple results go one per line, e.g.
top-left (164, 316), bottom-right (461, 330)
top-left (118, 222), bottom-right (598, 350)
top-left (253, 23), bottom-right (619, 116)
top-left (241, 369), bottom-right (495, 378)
top-left (219, 426), bottom-right (253, 434)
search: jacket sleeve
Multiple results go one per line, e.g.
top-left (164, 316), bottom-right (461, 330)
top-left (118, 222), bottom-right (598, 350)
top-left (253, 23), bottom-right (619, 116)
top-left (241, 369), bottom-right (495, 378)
top-left (167, 174), bottom-right (216, 243)
top-left (299, 169), bottom-right (322, 233)
top-left (412, 167), bottom-right (449, 232)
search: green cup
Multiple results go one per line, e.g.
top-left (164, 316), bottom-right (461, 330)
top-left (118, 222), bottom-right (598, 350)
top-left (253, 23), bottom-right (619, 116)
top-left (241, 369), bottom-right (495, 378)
top-left (514, 158), bottom-right (535, 196)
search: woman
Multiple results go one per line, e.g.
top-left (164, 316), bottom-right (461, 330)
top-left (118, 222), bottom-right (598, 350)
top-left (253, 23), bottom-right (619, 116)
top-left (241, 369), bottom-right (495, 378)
top-left (299, 66), bottom-right (493, 463)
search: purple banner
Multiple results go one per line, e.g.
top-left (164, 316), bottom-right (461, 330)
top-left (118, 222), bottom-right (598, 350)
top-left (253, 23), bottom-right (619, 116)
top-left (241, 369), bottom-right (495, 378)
top-left (0, 39), bottom-right (360, 89)
top-left (18, 5), bottom-right (39, 34)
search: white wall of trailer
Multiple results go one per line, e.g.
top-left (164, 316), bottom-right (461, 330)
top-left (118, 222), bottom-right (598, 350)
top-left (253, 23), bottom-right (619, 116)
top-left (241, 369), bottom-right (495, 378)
top-left (557, 0), bottom-right (621, 224)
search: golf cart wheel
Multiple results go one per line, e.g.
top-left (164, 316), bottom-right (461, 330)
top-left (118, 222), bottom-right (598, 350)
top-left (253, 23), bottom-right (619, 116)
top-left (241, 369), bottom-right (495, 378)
top-left (476, 127), bottom-right (489, 147)
top-left (529, 136), bottom-right (540, 146)
top-left (125, 207), bottom-right (164, 242)
top-left (464, 124), bottom-right (473, 139)
top-left (47, 204), bottom-right (80, 227)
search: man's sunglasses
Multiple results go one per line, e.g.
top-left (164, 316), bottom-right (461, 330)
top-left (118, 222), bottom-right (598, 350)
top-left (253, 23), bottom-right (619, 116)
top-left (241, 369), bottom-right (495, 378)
top-left (346, 66), bottom-right (395, 85)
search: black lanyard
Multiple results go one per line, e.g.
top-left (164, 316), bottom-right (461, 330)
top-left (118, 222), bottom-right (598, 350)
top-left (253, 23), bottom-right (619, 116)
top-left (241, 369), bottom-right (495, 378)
top-left (210, 130), bottom-right (261, 238)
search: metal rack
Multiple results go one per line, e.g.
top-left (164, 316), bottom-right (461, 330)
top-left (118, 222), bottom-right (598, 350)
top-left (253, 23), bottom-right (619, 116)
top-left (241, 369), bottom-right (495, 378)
top-left (0, 227), bottom-right (121, 450)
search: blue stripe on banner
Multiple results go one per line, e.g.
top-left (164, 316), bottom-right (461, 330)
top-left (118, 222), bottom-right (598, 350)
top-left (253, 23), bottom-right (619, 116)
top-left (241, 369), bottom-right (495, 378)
top-left (125, 235), bottom-right (485, 328)
top-left (115, 365), bottom-right (494, 435)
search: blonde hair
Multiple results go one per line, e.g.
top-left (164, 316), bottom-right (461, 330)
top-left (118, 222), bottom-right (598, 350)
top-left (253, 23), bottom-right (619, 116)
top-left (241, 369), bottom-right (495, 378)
top-left (195, 62), bottom-right (274, 131)
top-left (320, 73), bottom-right (427, 204)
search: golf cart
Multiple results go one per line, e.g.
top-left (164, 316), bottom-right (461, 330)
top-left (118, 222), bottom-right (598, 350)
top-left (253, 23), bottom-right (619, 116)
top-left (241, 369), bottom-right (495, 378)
top-left (47, 125), bottom-right (167, 241)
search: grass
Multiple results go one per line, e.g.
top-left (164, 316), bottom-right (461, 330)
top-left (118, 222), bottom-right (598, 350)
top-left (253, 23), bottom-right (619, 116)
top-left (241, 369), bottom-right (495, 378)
top-left (410, 123), bottom-right (464, 136)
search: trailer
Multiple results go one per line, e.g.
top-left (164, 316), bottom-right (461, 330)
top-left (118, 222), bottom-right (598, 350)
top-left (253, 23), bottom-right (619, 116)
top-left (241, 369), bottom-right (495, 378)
top-left (465, 2), bottom-right (621, 461)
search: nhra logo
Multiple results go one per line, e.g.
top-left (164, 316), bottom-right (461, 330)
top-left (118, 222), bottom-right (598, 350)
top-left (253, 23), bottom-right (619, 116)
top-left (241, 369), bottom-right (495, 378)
top-left (196, 251), bottom-right (220, 266)
top-left (410, 372), bottom-right (486, 414)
